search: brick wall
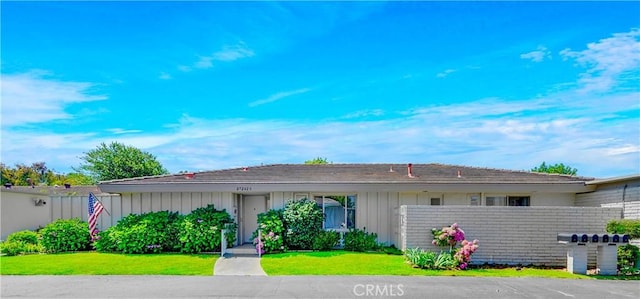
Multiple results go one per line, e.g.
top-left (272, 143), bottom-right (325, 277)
top-left (400, 206), bottom-right (622, 267)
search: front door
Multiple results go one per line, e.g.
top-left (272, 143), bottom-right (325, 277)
top-left (242, 195), bottom-right (267, 243)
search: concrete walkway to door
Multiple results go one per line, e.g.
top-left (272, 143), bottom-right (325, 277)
top-left (213, 244), bottom-right (267, 276)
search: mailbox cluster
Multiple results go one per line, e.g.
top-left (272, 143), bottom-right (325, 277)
top-left (557, 233), bottom-right (630, 244)
top-left (557, 233), bottom-right (630, 276)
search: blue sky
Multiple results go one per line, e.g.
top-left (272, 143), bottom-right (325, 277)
top-left (1, 1), bottom-right (639, 178)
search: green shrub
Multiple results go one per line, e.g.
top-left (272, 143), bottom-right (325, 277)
top-left (253, 209), bottom-right (285, 254)
top-left (283, 198), bottom-right (323, 250)
top-left (434, 251), bottom-right (457, 269)
top-left (618, 244), bottom-right (640, 274)
top-left (0, 230), bottom-right (43, 256)
top-left (178, 205), bottom-right (236, 253)
top-left (7, 230), bottom-right (39, 245)
top-left (405, 247), bottom-right (436, 269)
top-left (606, 219), bottom-right (640, 239)
top-left (40, 218), bottom-right (91, 253)
top-left (1, 241), bottom-right (28, 256)
top-left (343, 227), bottom-right (378, 252)
top-left (312, 230), bottom-right (340, 251)
top-left (94, 211), bottom-right (182, 254)
top-left (404, 247), bottom-right (457, 270)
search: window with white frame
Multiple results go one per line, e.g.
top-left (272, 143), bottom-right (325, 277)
top-left (469, 194), bottom-right (480, 206)
top-left (430, 198), bottom-right (441, 206)
top-left (314, 195), bottom-right (356, 230)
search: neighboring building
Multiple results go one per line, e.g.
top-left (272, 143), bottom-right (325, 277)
top-left (0, 185), bottom-right (110, 239)
top-left (576, 174), bottom-right (640, 219)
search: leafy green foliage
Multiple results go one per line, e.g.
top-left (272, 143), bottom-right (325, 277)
top-left (617, 244), bottom-right (640, 275)
top-left (0, 162), bottom-right (75, 186)
top-left (76, 141), bottom-right (168, 181)
top-left (283, 198), bottom-right (323, 249)
top-left (94, 211), bottom-right (182, 253)
top-left (40, 218), bottom-right (91, 253)
top-left (0, 230), bottom-right (43, 256)
top-left (312, 230), bottom-right (340, 251)
top-left (404, 248), bottom-right (460, 270)
top-left (178, 205), bottom-right (236, 253)
top-left (606, 219), bottom-right (640, 239)
top-left (304, 157), bottom-right (329, 164)
top-left (6, 230), bottom-right (40, 244)
top-left (253, 209), bottom-right (285, 254)
top-left (434, 251), bottom-right (457, 269)
top-left (405, 247), bottom-right (437, 269)
top-left (343, 228), bottom-right (378, 252)
top-left (531, 162), bottom-right (578, 175)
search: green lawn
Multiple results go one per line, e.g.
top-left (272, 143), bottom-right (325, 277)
top-left (260, 251), bottom-right (590, 279)
top-left (0, 252), bottom-right (217, 275)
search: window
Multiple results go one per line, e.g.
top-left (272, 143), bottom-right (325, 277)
top-left (469, 194), bottom-right (480, 206)
top-left (508, 196), bottom-right (530, 206)
top-left (485, 196), bottom-right (506, 206)
top-left (430, 198), bottom-right (441, 206)
top-left (315, 195), bottom-right (356, 230)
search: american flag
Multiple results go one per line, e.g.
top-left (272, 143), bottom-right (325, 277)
top-left (88, 192), bottom-right (105, 239)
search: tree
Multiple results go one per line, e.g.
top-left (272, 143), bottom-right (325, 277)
top-left (531, 162), bottom-right (578, 176)
top-left (76, 142), bottom-right (168, 181)
top-left (304, 157), bottom-right (329, 164)
top-left (1, 162), bottom-right (55, 186)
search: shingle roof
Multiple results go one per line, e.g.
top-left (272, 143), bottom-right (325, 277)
top-left (99, 163), bottom-right (593, 185)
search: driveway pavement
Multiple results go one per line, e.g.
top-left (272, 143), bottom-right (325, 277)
top-left (2, 275), bottom-right (639, 299)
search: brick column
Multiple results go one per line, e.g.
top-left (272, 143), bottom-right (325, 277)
top-left (567, 245), bottom-right (588, 274)
top-left (597, 245), bottom-right (618, 275)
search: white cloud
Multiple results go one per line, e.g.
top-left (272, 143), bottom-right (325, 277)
top-left (436, 69), bottom-right (456, 78)
top-left (520, 45), bottom-right (551, 62)
top-left (212, 43), bottom-right (255, 62)
top-left (2, 88), bottom-right (637, 177)
top-left (0, 71), bottom-right (106, 126)
top-left (107, 128), bottom-right (143, 135)
top-left (560, 29), bottom-right (640, 92)
top-left (248, 88), bottom-right (311, 107)
top-left (187, 42), bottom-right (255, 71)
top-left (159, 72), bottom-right (172, 80)
top-left (194, 56), bottom-right (214, 69)
top-left (342, 109), bottom-right (385, 119)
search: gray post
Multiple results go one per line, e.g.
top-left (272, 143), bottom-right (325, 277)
top-left (221, 229), bottom-right (227, 257)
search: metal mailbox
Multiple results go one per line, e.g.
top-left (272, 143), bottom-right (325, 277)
top-left (557, 233), bottom-right (579, 243)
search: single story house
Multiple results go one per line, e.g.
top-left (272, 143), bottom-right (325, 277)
top-left (3, 163), bottom-right (638, 266)
top-left (95, 163), bottom-right (639, 265)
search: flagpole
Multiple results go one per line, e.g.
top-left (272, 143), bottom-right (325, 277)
top-left (90, 192), bottom-right (111, 216)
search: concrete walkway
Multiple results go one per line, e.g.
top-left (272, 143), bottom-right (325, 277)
top-left (213, 244), bottom-right (267, 276)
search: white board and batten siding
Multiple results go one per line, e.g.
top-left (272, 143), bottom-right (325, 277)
top-left (47, 190), bottom-right (581, 248)
top-left (50, 192), bottom-right (237, 231)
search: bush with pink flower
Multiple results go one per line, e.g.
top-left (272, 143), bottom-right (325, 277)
top-left (426, 223), bottom-right (479, 270)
